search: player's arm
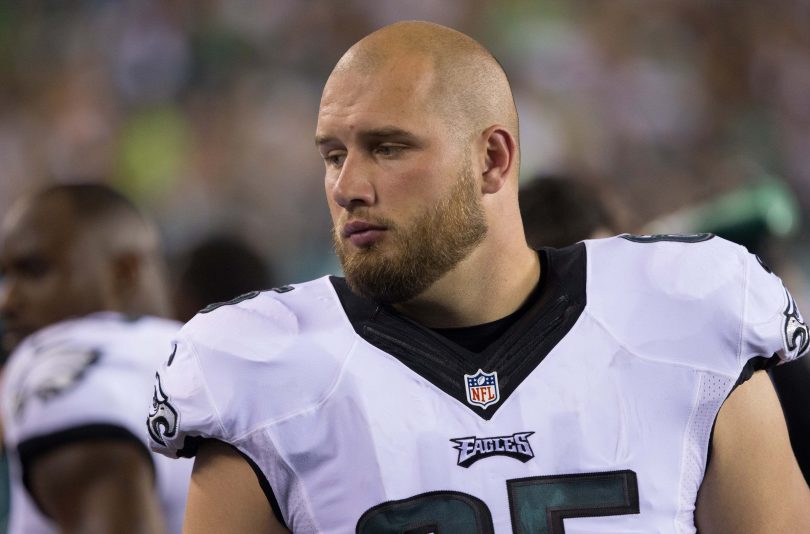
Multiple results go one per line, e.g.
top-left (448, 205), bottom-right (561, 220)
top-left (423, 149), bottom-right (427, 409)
top-left (29, 439), bottom-right (165, 534)
top-left (183, 439), bottom-right (289, 534)
top-left (696, 370), bottom-right (810, 533)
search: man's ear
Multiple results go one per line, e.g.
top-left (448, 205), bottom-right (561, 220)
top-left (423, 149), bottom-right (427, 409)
top-left (480, 125), bottom-right (517, 195)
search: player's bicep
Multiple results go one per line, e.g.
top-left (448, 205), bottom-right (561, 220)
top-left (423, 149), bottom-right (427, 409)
top-left (29, 438), bottom-right (164, 534)
top-left (696, 371), bottom-right (810, 534)
top-left (184, 440), bottom-right (288, 534)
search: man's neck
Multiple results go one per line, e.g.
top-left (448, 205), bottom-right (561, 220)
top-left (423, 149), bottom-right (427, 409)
top-left (392, 241), bottom-right (541, 329)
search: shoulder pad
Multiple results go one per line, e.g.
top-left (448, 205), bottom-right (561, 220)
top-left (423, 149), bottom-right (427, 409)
top-left (165, 277), bottom-right (355, 440)
top-left (585, 235), bottom-right (752, 375)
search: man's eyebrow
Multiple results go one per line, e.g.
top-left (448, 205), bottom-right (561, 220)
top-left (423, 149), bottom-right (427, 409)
top-left (315, 127), bottom-right (420, 148)
top-left (315, 134), bottom-right (336, 148)
top-left (360, 127), bottom-right (418, 141)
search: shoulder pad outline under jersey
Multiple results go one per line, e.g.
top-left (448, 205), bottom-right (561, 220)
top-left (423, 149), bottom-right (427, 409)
top-left (199, 285), bottom-right (297, 314)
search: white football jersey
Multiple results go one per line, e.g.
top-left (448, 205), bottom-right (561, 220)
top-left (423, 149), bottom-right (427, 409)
top-left (2, 313), bottom-right (192, 534)
top-left (149, 235), bottom-right (808, 534)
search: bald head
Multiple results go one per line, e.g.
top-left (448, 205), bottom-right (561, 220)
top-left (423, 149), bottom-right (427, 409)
top-left (21, 183), bottom-right (160, 256)
top-left (0, 184), bottom-right (170, 350)
top-left (329, 21), bottom-right (519, 149)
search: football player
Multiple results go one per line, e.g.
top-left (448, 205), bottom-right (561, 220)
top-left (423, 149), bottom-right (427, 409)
top-left (150, 22), bottom-right (810, 533)
top-left (0, 183), bottom-right (191, 533)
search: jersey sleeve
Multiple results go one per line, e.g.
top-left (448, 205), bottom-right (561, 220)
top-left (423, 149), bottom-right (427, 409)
top-left (7, 344), bottom-right (107, 444)
top-left (3, 339), bottom-right (155, 495)
top-left (147, 335), bottom-right (227, 458)
top-left (5, 341), bottom-right (149, 446)
top-left (741, 252), bottom-right (809, 365)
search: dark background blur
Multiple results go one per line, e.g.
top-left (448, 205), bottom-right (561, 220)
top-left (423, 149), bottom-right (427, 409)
top-left (1, 0), bottom-right (810, 292)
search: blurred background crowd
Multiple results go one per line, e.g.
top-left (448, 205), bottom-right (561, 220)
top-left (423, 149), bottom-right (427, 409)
top-left (2, 0), bottom-right (810, 287)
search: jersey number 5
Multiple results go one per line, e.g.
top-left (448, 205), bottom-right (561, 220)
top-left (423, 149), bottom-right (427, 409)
top-left (357, 470), bottom-right (638, 534)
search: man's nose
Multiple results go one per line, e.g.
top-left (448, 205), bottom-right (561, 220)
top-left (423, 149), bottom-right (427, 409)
top-left (331, 153), bottom-right (376, 209)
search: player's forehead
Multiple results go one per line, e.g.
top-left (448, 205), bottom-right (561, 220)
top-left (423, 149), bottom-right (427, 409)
top-left (1, 196), bottom-right (79, 262)
top-left (316, 56), bottom-right (441, 141)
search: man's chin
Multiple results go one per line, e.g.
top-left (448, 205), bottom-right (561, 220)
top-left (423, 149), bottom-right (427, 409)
top-left (342, 261), bottom-right (431, 304)
top-left (1, 332), bottom-right (18, 356)
top-left (1, 328), bottom-right (31, 355)
top-left (339, 242), bottom-right (389, 266)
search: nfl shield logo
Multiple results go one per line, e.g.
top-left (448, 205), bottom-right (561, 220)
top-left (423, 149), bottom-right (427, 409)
top-left (464, 369), bottom-right (500, 409)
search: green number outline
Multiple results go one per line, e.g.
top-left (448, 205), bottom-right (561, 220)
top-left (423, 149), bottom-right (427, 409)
top-left (507, 470), bottom-right (639, 533)
top-left (356, 490), bottom-right (494, 534)
top-left (356, 470), bottom-right (639, 533)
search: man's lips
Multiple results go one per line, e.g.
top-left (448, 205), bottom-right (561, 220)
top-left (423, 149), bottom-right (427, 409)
top-left (342, 221), bottom-right (387, 247)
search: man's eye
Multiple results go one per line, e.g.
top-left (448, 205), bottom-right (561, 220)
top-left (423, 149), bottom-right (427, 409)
top-left (374, 145), bottom-right (404, 157)
top-left (19, 259), bottom-right (50, 278)
top-left (325, 153), bottom-right (346, 167)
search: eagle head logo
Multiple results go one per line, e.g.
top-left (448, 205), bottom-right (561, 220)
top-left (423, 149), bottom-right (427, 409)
top-left (147, 373), bottom-right (178, 446)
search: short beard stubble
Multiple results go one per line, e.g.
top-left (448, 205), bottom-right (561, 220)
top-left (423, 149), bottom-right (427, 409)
top-left (334, 160), bottom-right (488, 304)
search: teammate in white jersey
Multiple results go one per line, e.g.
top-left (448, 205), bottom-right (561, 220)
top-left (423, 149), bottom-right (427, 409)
top-left (148, 22), bottom-right (810, 533)
top-left (0, 184), bottom-right (191, 533)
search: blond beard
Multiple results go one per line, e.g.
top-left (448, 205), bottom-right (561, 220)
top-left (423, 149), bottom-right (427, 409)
top-left (333, 161), bottom-right (488, 303)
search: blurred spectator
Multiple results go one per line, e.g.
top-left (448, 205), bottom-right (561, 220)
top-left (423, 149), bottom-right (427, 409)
top-left (172, 234), bottom-right (274, 322)
top-left (519, 174), bottom-right (623, 248)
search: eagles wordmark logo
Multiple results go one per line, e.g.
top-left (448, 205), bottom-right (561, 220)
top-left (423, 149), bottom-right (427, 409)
top-left (451, 432), bottom-right (535, 467)
top-left (464, 369), bottom-right (500, 409)
top-left (783, 287), bottom-right (809, 359)
top-left (147, 373), bottom-right (178, 446)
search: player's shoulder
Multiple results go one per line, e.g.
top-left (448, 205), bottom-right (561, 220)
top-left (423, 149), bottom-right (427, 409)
top-left (180, 276), bottom-right (345, 354)
top-left (27, 312), bottom-right (179, 343)
top-left (582, 234), bottom-right (781, 373)
top-left (587, 232), bottom-right (744, 263)
top-left (2, 314), bottom-right (180, 441)
top-left (178, 276), bottom-right (356, 377)
top-left (6, 314), bottom-right (180, 390)
top-left (182, 286), bottom-right (298, 345)
top-left (8, 313), bottom-right (174, 362)
top-left (3, 318), bottom-right (105, 401)
top-left (152, 277), bottom-right (355, 444)
top-left (585, 233), bottom-right (749, 298)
